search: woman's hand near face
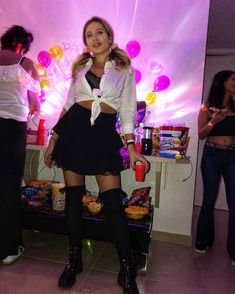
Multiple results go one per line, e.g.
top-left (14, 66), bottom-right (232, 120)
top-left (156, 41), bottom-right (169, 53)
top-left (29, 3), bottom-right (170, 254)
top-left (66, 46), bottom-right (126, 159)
top-left (210, 107), bottom-right (228, 125)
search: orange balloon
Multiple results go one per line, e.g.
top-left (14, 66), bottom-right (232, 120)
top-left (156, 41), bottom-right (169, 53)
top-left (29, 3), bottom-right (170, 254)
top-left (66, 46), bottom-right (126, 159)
top-left (40, 79), bottom-right (51, 90)
top-left (49, 45), bottom-right (63, 61)
top-left (145, 92), bottom-right (157, 106)
top-left (35, 64), bottom-right (47, 77)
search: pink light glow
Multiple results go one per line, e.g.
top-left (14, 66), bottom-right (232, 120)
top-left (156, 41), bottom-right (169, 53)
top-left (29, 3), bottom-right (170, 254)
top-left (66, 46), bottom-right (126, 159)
top-left (5, 0), bottom-right (209, 131)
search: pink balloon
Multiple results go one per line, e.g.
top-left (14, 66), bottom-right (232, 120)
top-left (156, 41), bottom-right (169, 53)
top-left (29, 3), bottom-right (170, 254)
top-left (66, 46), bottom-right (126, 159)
top-left (37, 51), bottom-right (52, 68)
top-left (135, 69), bottom-right (142, 84)
top-left (126, 40), bottom-right (141, 58)
top-left (153, 75), bottom-right (170, 92)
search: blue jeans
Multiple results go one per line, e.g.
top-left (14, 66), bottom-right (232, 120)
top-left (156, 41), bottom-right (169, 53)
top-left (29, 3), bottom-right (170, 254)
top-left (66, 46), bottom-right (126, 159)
top-left (196, 145), bottom-right (235, 257)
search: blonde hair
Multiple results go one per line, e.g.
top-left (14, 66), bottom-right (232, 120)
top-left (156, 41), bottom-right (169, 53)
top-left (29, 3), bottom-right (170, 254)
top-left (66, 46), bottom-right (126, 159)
top-left (72, 16), bottom-right (131, 79)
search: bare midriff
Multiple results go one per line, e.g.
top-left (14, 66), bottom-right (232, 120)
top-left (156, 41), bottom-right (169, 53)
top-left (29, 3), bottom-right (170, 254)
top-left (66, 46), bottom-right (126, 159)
top-left (78, 100), bottom-right (117, 114)
top-left (207, 136), bottom-right (235, 146)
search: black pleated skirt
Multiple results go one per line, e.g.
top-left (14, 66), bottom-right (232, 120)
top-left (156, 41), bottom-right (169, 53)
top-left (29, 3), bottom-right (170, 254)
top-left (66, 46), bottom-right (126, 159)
top-left (51, 103), bottom-right (124, 175)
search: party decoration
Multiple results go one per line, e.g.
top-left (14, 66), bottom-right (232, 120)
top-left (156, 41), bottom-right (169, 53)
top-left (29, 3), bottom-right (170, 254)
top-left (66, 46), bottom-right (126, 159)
top-left (61, 40), bottom-right (71, 51)
top-left (145, 92), bottom-right (157, 106)
top-left (153, 75), bottom-right (170, 92)
top-left (37, 51), bottom-right (52, 68)
top-left (135, 69), bottom-right (142, 84)
top-left (126, 40), bottom-right (141, 58)
top-left (49, 45), bottom-right (63, 62)
top-left (40, 79), bottom-right (51, 90)
top-left (149, 61), bottom-right (164, 75)
top-left (35, 64), bottom-right (47, 77)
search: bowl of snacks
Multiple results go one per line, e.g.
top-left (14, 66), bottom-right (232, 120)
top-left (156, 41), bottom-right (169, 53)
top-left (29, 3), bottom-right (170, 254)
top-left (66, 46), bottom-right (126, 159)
top-left (87, 200), bottom-right (103, 215)
top-left (82, 194), bottom-right (95, 206)
top-left (124, 205), bottom-right (149, 220)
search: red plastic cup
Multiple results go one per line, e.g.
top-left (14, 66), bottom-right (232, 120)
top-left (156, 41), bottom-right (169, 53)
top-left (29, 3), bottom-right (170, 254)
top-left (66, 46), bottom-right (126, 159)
top-left (135, 163), bottom-right (145, 182)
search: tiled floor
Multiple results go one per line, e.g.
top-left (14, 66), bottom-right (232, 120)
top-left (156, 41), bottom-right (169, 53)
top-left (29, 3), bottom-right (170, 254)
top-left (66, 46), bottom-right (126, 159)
top-left (1, 206), bottom-right (235, 294)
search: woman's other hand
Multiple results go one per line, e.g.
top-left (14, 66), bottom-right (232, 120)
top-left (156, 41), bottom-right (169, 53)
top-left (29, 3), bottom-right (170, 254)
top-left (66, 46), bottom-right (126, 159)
top-left (44, 136), bottom-right (58, 168)
top-left (127, 145), bottom-right (150, 173)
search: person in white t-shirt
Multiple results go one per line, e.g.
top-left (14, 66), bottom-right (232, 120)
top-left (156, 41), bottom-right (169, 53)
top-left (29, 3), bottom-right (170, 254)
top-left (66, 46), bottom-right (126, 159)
top-left (0, 25), bottom-right (40, 264)
top-left (44, 16), bottom-right (149, 293)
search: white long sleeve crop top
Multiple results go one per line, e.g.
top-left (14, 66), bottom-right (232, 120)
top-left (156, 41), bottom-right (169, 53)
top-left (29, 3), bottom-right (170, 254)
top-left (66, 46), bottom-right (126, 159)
top-left (64, 58), bottom-right (137, 134)
top-left (0, 62), bottom-right (41, 122)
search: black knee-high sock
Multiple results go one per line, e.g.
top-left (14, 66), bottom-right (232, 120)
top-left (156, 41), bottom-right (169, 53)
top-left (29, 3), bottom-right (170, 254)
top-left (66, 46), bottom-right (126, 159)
top-left (64, 186), bottom-right (86, 247)
top-left (100, 188), bottom-right (131, 259)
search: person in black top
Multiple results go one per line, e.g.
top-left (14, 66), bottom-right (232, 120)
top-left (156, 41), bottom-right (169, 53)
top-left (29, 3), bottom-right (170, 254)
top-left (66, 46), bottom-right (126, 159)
top-left (194, 70), bottom-right (235, 265)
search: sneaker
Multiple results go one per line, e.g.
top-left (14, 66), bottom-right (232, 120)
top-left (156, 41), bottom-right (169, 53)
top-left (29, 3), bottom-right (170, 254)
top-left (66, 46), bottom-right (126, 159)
top-left (2, 245), bottom-right (24, 265)
top-left (194, 243), bottom-right (210, 254)
top-left (232, 257), bottom-right (235, 266)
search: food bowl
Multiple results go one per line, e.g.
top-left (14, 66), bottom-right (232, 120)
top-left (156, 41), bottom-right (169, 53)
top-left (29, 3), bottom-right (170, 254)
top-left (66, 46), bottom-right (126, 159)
top-left (82, 194), bottom-right (95, 206)
top-left (87, 201), bottom-right (103, 215)
top-left (124, 205), bottom-right (149, 220)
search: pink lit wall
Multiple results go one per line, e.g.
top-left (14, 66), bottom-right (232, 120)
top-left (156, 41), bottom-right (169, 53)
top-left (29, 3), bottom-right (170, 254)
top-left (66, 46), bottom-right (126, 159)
top-left (0, 0), bottom-right (210, 157)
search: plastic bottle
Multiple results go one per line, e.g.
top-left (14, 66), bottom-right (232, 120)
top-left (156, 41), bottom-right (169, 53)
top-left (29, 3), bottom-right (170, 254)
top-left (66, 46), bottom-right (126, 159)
top-left (134, 122), bottom-right (144, 152)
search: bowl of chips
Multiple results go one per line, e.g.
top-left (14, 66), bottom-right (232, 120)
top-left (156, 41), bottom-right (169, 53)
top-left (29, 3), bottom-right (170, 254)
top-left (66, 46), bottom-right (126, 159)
top-left (124, 205), bottom-right (149, 220)
top-left (87, 201), bottom-right (103, 215)
top-left (82, 194), bottom-right (95, 206)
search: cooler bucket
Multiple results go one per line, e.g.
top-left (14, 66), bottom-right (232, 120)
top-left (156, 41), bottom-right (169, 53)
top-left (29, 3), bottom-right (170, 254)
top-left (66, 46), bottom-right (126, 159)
top-left (159, 126), bottom-right (189, 158)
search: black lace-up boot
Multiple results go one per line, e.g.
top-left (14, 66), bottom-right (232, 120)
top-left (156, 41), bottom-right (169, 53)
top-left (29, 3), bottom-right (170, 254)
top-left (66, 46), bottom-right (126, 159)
top-left (117, 257), bottom-right (140, 294)
top-left (100, 189), bottom-right (140, 294)
top-left (58, 246), bottom-right (83, 288)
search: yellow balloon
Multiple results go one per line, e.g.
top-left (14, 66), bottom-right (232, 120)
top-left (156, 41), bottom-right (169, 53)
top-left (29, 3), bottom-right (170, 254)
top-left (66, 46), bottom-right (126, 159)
top-left (35, 64), bottom-right (47, 77)
top-left (40, 79), bottom-right (51, 90)
top-left (145, 92), bottom-right (157, 106)
top-left (49, 45), bottom-right (63, 61)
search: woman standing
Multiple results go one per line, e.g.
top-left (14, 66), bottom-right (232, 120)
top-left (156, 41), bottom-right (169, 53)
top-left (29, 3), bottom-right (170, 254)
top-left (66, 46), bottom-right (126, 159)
top-left (45, 16), bottom-right (149, 293)
top-left (0, 25), bottom-right (40, 264)
top-left (195, 70), bottom-right (235, 265)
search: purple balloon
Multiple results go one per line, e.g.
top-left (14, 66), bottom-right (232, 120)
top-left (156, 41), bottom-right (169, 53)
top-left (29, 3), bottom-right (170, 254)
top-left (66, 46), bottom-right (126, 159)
top-left (37, 51), bottom-right (52, 68)
top-left (126, 40), bottom-right (141, 58)
top-left (153, 75), bottom-right (170, 92)
top-left (135, 69), bottom-right (142, 84)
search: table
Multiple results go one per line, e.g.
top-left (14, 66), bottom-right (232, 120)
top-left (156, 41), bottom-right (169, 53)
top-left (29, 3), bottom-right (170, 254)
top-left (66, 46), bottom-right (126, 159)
top-left (21, 204), bottom-right (154, 272)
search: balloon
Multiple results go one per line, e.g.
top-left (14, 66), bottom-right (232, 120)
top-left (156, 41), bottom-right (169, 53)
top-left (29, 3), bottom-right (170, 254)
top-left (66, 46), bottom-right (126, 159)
top-left (149, 61), bottom-right (164, 75)
top-left (37, 51), bottom-right (52, 68)
top-left (35, 64), bottom-right (47, 77)
top-left (126, 40), bottom-right (141, 58)
top-left (135, 69), bottom-right (141, 84)
top-left (49, 45), bottom-right (63, 62)
top-left (153, 75), bottom-right (170, 92)
top-left (60, 40), bottom-right (71, 51)
top-left (145, 92), bottom-right (157, 106)
top-left (40, 79), bottom-right (51, 90)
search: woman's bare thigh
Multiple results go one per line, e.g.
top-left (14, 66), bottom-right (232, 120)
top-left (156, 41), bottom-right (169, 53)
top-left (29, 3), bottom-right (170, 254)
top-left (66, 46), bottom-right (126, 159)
top-left (63, 170), bottom-right (85, 187)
